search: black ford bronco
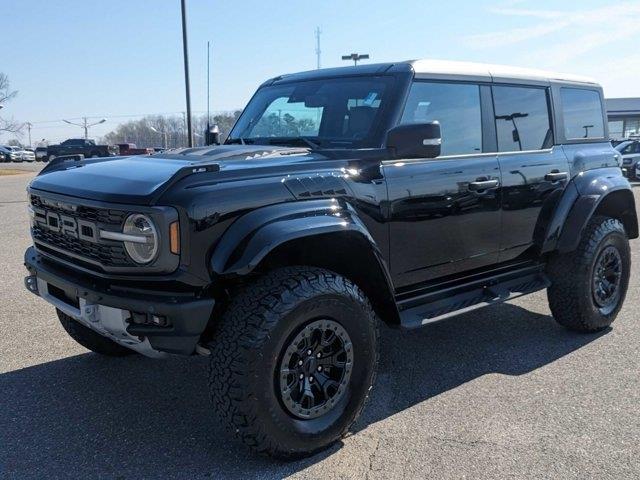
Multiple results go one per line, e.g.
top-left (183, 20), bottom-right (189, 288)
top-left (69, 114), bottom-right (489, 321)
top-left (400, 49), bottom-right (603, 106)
top-left (24, 60), bottom-right (637, 458)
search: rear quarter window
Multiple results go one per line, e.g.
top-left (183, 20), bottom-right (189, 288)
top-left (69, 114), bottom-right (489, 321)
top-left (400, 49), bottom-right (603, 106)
top-left (560, 88), bottom-right (605, 140)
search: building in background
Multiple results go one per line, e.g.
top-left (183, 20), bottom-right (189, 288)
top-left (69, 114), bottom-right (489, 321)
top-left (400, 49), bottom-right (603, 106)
top-left (606, 98), bottom-right (640, 140)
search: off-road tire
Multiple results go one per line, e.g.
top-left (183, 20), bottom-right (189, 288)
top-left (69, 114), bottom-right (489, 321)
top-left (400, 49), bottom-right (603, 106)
top-left (547, 215), bottom-right (630, 332)
top-left (57, 309), bottom-right (134, 356)
top-left (208, 266), bottom-right (379, 459)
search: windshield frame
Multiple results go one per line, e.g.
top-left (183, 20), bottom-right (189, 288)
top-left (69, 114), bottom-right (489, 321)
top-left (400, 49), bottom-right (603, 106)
top-left (227, 74), bottom-right (401, 150)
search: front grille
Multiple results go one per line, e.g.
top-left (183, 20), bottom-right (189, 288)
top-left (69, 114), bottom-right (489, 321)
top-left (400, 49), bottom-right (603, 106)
top-left (30, 194), bottom-right (134, 270)
top-left (32, 226), bottom-right (131, 267)
top-left (30, 195), bottom-right (127, 226)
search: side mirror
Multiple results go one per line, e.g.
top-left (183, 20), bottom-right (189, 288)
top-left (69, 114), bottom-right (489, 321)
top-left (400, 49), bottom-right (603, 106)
top-left (386, 122), bottom-right (441, 159)
top-left (205, 125), bottom-right (221, 146)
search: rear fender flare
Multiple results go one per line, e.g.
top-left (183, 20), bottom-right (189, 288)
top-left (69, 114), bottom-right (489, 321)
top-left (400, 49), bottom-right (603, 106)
top-left (542, 168), bottom-right (638, 253)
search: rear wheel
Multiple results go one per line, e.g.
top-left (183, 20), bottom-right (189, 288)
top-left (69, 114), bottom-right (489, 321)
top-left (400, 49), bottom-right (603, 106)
top-left (208, 266), bottom-right (379, 459)
top-left (547, 216), bottom-right (630, 332)
top-left (57, 309), bottom-right (134, 356)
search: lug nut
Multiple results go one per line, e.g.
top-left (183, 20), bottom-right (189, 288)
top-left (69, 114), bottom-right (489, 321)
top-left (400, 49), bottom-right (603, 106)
top-left (298, 360), bottom-right (303, 366)
top-left (307, 349), bottom-right (312, 355)
top-left (316, 353), bottom-right (321, 358)
top-left (309, 376), bottom-right (314, 382)
top-left (317, 366), bottom-right (322, 372)
top-left (299, 373), bottom-right (304, 379)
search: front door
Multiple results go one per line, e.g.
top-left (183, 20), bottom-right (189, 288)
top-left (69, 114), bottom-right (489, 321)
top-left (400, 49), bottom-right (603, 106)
top-left (384, 81), bottom-right (501, 289)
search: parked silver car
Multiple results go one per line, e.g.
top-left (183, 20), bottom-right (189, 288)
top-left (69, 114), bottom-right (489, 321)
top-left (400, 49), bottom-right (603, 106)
top-left (616, 139), bottom-right (640, 179)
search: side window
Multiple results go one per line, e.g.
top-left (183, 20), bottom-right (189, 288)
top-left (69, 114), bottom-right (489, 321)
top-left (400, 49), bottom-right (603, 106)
top-left (400, 82), bottom-right (482, 156)
top-left (560, 88), bottom-right (605, 140)
top-left (492, 86), bottom-right (552, 152)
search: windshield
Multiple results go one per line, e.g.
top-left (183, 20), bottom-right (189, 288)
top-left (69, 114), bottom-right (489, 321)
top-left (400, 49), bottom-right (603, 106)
top-left (228, 76), bottom-right (395, 149)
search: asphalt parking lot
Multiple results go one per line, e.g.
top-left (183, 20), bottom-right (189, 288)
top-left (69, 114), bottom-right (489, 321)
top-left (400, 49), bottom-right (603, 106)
top-left (1, 164), bottom-right (639, 479)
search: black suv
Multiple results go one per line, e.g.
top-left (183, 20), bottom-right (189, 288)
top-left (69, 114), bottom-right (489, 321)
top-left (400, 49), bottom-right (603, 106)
top-left (24, 60), bottom-right (637, 458)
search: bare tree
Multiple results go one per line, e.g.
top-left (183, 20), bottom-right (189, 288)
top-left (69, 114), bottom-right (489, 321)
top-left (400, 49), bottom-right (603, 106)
top-left (0, 73), bottom-right (22, 135)
top-left (102, 111), bottom-right (242, 148)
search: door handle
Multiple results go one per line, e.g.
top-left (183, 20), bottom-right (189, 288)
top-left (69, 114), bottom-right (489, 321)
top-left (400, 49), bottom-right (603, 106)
top-left (545, 171), bottom-right (568, 182)
top-left (468, 179), bottom-right (499, 191)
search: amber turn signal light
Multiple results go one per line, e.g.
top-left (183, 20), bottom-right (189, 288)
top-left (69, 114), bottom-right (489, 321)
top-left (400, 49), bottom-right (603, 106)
top-left (169, 221), bottom-right (180, 255)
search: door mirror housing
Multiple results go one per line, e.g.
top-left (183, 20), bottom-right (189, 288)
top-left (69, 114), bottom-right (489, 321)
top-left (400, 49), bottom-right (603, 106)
top-left (386, 122), bottom-right (441, 159)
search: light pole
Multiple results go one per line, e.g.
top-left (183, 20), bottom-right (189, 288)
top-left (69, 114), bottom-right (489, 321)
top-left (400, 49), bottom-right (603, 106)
top-left (341, 53), bottom-right (369, 66)
top-left (150, 126), bottom-right (168, 149)
top-left (495, 112), bottom-right (528, 151)
top-left (181, 0), bottom-right (193, 147)
top-left (24, 122), bottom-right (33, 147)
top-left (63, 117), bottom-right (106, 139)
top-left (315, 27), bottom-right (322, 69)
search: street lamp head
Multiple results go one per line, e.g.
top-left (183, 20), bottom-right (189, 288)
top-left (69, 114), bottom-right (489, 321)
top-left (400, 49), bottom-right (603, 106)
top-left (98, 118), bottom-right (106, 124)
top-left (0, 104), bottom-right (3, 110)
top-left (341, 53), bottom-right (370, 65)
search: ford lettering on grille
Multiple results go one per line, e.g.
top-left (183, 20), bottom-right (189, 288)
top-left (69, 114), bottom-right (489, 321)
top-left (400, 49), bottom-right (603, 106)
top-left (32, 207), bottom-right (99, 243)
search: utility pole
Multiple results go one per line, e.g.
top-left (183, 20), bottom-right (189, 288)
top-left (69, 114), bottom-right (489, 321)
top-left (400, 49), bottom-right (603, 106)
top-left (206, 40), bottom-right (212, 144)
top-left (63, 117), bottom-right (106, 139)
top-left (341, 53), bottom-right (370, 66)
top-left (25, 122), bottom-right (33, 147)
top-left (315, 27), bottom-right (322, 69)
top-left (181, 0), bottom-right (193, 147)
top-left (182, 111), bottom-right (187, 145)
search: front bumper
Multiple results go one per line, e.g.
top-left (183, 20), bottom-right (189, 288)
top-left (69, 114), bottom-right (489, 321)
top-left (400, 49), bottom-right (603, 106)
top-left (24, 246), bottom-right (215, 356)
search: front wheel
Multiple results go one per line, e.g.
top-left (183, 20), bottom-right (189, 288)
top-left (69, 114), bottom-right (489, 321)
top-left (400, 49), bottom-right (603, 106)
top-left (547, 216), bottom-right (631, 332)
top-left (208, 267), bottom-right (379, 459)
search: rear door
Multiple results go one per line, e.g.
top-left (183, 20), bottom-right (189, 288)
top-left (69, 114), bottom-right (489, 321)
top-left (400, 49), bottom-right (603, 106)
top-left (490, 84), bottom-right (570, 262)
top-left (384, 81), bottom-right (502, 288)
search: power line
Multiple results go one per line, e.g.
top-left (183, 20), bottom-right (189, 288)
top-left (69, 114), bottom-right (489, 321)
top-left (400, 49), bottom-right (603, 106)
top-left (28, 110), bottom-right (214, 125)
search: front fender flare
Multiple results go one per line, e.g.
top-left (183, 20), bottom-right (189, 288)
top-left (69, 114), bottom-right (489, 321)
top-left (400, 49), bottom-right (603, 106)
top-left (211, 198), bottom-right (380, 276)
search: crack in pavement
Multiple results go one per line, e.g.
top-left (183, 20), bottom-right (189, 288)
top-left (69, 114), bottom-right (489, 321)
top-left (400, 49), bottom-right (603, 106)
top-left (365, 437), bottom-right (383, 480)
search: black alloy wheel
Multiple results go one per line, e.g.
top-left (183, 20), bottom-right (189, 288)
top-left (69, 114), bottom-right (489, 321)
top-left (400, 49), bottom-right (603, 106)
top-left (278, 319), bottom-right (354, 420)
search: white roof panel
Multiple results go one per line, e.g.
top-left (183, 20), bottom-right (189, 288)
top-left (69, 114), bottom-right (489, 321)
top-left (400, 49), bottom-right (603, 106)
top-left (408, 59), bottom-right (597, 85)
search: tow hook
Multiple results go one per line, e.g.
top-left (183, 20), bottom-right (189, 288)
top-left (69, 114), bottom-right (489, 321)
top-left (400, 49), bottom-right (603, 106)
top-left (24, 275), bottom-right (39, 295)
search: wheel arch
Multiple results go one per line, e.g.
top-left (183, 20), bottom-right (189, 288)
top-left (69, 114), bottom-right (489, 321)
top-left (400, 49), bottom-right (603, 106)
top-left (547, 168), bottom-right (638, 253)
top-left (210, 199), bottom-right (400, 325)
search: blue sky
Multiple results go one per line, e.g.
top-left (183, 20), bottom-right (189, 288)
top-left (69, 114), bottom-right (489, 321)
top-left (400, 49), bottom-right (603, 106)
top-left (2, 0), bottom-right (639, 143)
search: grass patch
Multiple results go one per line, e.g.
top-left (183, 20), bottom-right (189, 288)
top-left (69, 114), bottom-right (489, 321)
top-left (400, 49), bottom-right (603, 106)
top-left (0, 169), bottom-right (28, 176)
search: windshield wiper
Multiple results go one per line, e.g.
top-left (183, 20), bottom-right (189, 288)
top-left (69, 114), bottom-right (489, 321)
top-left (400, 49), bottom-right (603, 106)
top-left (226, 137), bottom-right (249, 145)
top-left (265, 137), bottom-right (322, 150)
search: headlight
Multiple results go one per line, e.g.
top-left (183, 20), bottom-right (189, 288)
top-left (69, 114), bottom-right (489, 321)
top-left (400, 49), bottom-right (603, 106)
top-left (123, 214), bottom-right (158, 264)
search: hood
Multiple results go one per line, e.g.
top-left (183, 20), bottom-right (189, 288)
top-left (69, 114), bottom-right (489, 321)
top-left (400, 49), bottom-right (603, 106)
top-left (29, 145), bottom-right (317, 204)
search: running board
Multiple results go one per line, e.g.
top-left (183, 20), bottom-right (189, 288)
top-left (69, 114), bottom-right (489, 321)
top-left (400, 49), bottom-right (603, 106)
top-left (398, 266), bottom-right (550, 330)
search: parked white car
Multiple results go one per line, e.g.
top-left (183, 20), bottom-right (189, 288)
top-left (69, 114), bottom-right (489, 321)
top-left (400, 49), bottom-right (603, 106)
top-left (20, 148), bottom-right (36, 162)
top-left (1, 146), bottom-right (35, 162)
